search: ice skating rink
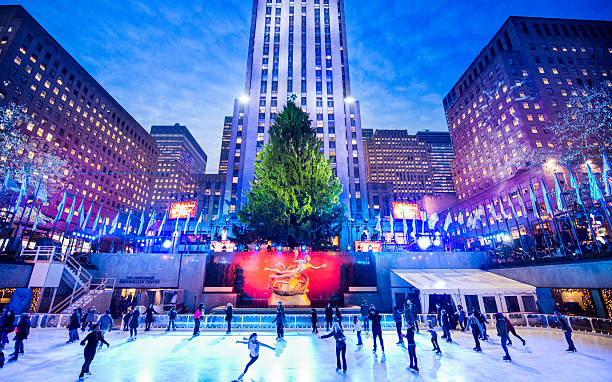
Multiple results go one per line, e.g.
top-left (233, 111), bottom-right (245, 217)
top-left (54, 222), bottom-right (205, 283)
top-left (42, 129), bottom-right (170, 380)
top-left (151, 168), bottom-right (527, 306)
top-left (2, 327), bottom-right (611, 382)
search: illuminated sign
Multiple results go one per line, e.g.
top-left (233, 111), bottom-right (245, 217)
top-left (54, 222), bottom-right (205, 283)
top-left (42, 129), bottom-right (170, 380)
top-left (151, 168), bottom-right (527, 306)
top-left (169, 201), bottom-right (197, 219)
top-left (354, 241), bottom-right (382, 252)
top-left (392, 202), bottom-right (420, 220)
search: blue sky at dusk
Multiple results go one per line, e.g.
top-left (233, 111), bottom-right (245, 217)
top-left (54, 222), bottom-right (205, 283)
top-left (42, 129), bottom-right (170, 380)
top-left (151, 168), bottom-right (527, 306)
top-left (11, 0), bottom-right (612, 171)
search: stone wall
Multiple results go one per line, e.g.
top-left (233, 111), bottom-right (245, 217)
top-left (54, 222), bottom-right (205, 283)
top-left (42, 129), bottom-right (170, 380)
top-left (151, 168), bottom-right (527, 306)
top-left (0, 262), bottom-right (33, 288)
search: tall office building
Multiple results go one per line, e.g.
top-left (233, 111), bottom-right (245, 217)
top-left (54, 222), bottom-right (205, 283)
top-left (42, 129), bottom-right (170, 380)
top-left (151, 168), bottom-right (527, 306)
top-left (444, 17), bottom-right (612, 204)
top-left (218, 116), bottom-right (232, 175)
top-left (416, 130), bottom-right (456, 195)
top-left (150, 124), bottom-right (207, 210)
top-left (223, 0), bottom-right (369, 222)
top-left (0, 5), bottom-right (158, 232)
top-left (363, 129), bottom-right (431, 202)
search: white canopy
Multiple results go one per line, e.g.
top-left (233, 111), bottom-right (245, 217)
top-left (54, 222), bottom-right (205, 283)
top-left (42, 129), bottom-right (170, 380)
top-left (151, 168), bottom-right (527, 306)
top-left (391, 268), bottom-right (536, 295)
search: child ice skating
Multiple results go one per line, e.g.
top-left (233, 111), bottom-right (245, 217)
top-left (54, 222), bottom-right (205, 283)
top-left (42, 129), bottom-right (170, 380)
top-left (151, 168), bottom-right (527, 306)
top-left (427, 320), bottom-right (441, 354)
top-left (236, 333), bottom-right (275, 380)
top-left (353, 316), bottom-right (363, 346)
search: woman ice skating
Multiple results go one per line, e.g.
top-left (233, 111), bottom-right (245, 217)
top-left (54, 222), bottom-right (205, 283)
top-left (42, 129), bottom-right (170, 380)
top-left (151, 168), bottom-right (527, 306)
top-left (79, 324), bottom-right (109, 379)
top-left (8, 313), bottom-right (29, 362)
top-left (353, 316), bottom-right (363, 346)
top-left (555, 311), bottom-right (577, 352)
top-left (225, 303), bottom-right (233, 334)
top-left (145, 304), bottom-right (157, 331)
top-left (96, 310), bottom-right (113, 348)
top-left (193, 304), bottom-right (204, 336)
top-left (122, 308), bottom-right (131, 331)
top-left (404, 323), bottom-right (419, 372)
top-left (272, 307), bottom-right (285, 340)
top-left (474, 310), bottom-right (489, 340)
top-left (129, 307), bottom-right (140, 340)
top-left (67, 309), bottom-right (81, 344)
top-left (495, 313), bottom-right (512, 361)
top-left (84, 306), bottom-right (97, 331)
top-left (167, 306), bottom-right (177, 332)
top-left (467, 310), bottom-right (482, 352)
top-left (455, 305), bottom-right (467, 331)
top-left (311, 308), bottom-right (318, 334)
top-left (369, 308), bottom-right (384, 353)
top-left (325, 303), bottom-right (333, 330)
top-left (393, 306), bottom-right (404, 345)
top-left (440, 309), bottom-right (452, 342)
top-left (320, 321), bottom-right (348, 374)
top-left (500, 313), bottom-right (526, 346)
top-left (236, 333), bottom-right (275, 380)
top-left (427, 320), bottom-right (441, 354)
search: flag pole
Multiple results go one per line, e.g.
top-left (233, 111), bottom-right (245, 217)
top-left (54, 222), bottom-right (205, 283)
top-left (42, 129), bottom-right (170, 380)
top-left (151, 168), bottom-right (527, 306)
top-left (517, 189), bottom-right (539, 260)
top-left (541, 177), bottom-right (567, 257)
top-left (24, 204), bottom-right (41, 250)
top-left (18, 177), bottom-right (42, 246)
top-left (570, 166), bottom-right (601, 253)
top-left (530, 183), bottom-right (553, 258)
top-left (555, 172), bottom-right (583, 257)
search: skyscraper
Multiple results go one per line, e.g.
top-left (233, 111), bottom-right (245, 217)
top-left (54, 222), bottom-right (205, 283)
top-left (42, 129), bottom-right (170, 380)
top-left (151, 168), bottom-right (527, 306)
top-left (150, 124), bottom-right (207, 210)
top-left (222, 0), bottom-right (369, 223)
top-left (218, 116), bottom-right (232, 175)
top-left (444, 17), bottom-right (612, 203)
top-left (416, 131), bottom-right (456, 195)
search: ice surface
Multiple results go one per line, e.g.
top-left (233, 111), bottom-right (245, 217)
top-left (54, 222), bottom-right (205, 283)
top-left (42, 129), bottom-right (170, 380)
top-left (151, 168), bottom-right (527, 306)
top-left (1, 327), bottom-right (611, 381)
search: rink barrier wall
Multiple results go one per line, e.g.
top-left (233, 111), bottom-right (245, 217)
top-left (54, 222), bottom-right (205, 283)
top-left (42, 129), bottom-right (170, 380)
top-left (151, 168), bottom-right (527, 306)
top-left (25, 312), bottom-right (612, 336)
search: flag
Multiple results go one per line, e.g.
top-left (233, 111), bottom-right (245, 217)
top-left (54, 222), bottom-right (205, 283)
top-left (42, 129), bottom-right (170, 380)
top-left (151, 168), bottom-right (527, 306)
top-left (389, 213), bottom-right (395, 238)
top-left (553, 174), bottom-right (564, 212)
top-left (466, 213), bottom-right (474, 229)
top-left (54, 191), bottom-right (67, 222)
top-left (183, 213), bottom-right (191, 235)
top-left (428, 211), bottom-right (439, 230)
top-left (586, 162), bottom-right (604, 201)
top-left (499, 197), bottom-right (509, 219)
top-left (569, 167), bottom-right (583, 205)
top-left (64, 196), bottom-right (76, 228)
top-left (487, 202), bottom-right (498, 221)
top-left (109, 211), bottom-right (119, 235)
top-left (421, 210), bottom-right (427, 233)
top-left (36, 184), bottom-right (48, 205)
top-left (157, 210), bottom-right (167, 236)
top-left (540, 178), bottom-right (554, 216)
top-left (82, 202), bottom-right (93, 230)
top-left (443, 211), bottom-right (452, 231)
top-left (517, 190), bottom-right (527, 216)
top-left (173, 214), bottom-right (180, 236)
top-left (76, 199), bottom-right (85, 228)
top-left (194, 210), bottom-right (204, 235)
top-left (1, 169), bottom-right (10, 191)
top-left (99, 209), bottom-right (108, 236)
top-left (137, 211), bottom-right (145, 236)
top-left (375, 215), bottom-right (382, 238)
top-left (457, 211), bottom-right (464, 226)
top-left (411, 213), bottom-right (416, 235)
top-left (529, 184), bottom-right (540, 218)
top-left (92, 206), bottom-right (102, 232)
top-left (31, 206), bottom-right (41, 232)
top-left (145, 209), bottom-right (157, 235)
top-left (604, 148), bottom-right (612, 197)
top-left (508, 194), bottom-right (518, 218)
top-left (402, 213), bottom-right (408, 239)
top-left (124, 210), bottom-right (132, 235)
top-left (14, 175), bottom-right (27, 212)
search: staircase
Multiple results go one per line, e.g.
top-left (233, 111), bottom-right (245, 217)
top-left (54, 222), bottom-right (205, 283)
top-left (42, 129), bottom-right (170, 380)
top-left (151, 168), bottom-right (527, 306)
top-left (20, 246), bottom-right (115, 314)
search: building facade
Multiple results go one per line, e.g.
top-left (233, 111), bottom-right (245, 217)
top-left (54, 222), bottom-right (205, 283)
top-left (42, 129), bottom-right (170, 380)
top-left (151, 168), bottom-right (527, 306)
top-left (363, 129), bottom-right (432, 202)
top-left (218, 116), bottom-right (232, 175)
top-left (444, 16), bottom-right (612, 203)
top-left (415, 130), bottom-right (456, 195)
top-left (150, 124), bottom-right (207, 211)
top-left (222, 0), bottom-right (369, 224)
top-left (0, 5), bottom-right (158, 233)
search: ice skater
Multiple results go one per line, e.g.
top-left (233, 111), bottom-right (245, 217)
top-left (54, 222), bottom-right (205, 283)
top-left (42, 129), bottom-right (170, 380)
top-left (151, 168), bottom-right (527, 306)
top-left (320, 320), bottom-right (348, 374)
top-left (360, 300), bottom-right (370, 333)
top-left (193, 304), bottom-right (204, 336)
top-left (129, 307), bottom-right (140, 340)
top-left (67, 308), bottom-right (81, 344)
top-left (225, 303), bottom-right (233, 334)
top-left (0, 307), bottom-right (14, 349)
top-left (236, 333), bottom-right (275, 380)
top-left (325, 303), bottom-right (333, 330)
top-left (495, 313), bottom-right (511, 361)
top-left (474, 310), bottom-right (488, 340)
top-left (78, 324), bottom-right (109, 379)
top-left (393, 305), bottom-right (404, 345)
top-left (352, 316), bottom-right (363, 346)
top-left (404, 300), bottom-right (419, 333)
top-left (7, 313), bottom-right (29, 362)
top-left (272, 307), bottom-right (285, 340)
top-left (96, 310), bottom-right (113, 348)
top-left (122, 308), bottom-right (131, 331)
top-left (467, 310), bottom-right (482, 352)
top-left (455, 305), bottom-right (467, 331)
top-left (311, 308), bottom-right (318, 334)
top-left (500, 313), bottom-right (525, 346)
top-left (167, 306), bottom-right (177, 332)
top-left (427, 320), bottom-right (441, 354)
top-left (555, 311), bottom-right (577, 352)
top-left (403, 323), bottom-right (418, 372)
top-left (145, 304), bottom-right (158, 331)
top-left (440, 309), bottom-right (452, 342)
top-left (369, 308), bottom-right (384, 353)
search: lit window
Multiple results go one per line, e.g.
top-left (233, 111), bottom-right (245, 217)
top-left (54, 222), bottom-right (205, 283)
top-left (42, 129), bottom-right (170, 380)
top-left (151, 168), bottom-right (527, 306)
top-left (542, 78), bottom-right (549, 85)
top-left (538, 67), bottom-right (544, 73)
top-left (13, 56), bottom-right (21, 65)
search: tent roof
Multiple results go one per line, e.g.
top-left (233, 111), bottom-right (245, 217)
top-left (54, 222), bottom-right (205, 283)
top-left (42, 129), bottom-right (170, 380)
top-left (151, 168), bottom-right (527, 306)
top-left (391, 268), bottom-right (536, 295)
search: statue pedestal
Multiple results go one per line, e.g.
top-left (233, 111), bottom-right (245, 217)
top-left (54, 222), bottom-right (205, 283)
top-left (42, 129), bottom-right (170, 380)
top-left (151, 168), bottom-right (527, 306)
top-left (268, 293), bottom-right (311, 306)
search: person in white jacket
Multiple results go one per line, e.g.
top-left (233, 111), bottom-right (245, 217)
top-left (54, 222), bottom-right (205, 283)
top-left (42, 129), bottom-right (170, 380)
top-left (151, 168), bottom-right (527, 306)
top-left (352, 316), bottom-right (363, 346)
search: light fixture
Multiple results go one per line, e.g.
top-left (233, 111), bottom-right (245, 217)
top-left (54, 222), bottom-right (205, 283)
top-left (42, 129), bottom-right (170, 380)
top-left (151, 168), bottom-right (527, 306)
top-left (239, 94), bottom-right (250, 103)
top-left (344, 97), bottom-right (355, 104)
top-left (162, 239), bottom-right (172, 249)
top-left (417, 236), bottom-right (431, 250)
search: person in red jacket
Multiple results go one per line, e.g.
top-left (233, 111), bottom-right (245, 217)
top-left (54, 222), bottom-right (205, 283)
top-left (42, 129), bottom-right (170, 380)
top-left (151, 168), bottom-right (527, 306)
top-left (502, 314), bottom-right (526, 346)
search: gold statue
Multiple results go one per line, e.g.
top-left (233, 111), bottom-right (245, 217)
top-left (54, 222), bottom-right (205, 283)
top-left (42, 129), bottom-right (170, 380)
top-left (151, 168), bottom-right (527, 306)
top-left (265, 251), bottom-right (326, 305)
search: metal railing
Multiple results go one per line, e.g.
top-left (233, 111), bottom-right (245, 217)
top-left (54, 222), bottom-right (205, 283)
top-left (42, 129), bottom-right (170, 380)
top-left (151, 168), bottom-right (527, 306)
top-left (19, 246), bottom-right (62, 262)
top-left (25, 312), bottom-right (612, 336)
